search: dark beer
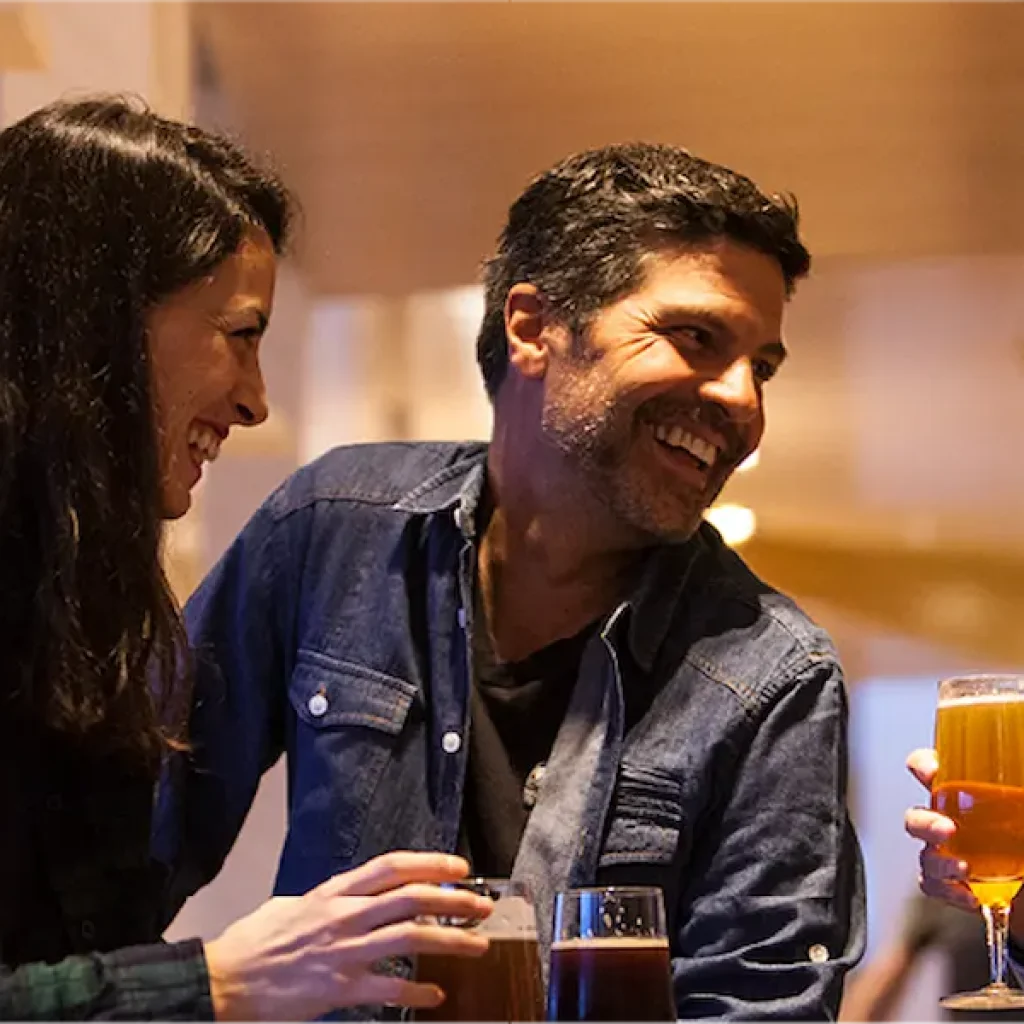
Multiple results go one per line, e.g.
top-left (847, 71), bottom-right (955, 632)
top-left (547, 938), bottom-right (675, 1021)
top-left (416, 934), bottom-right (544, 1022)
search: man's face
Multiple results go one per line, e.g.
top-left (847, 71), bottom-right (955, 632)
top-left (539, 240), bottom-right (788, 543)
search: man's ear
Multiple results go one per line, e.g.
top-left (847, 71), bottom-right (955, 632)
top-left (505, 283), bottom-right (556, 381)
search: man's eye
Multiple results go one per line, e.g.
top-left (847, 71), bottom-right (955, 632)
top-left (232, 327), bottom-right (262, 343)
top-left (668, 325), bottom-right (714, 348)
top-left (753, 358), bottom-right (779, 383)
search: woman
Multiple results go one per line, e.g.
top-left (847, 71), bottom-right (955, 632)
top-left (0, 97), bottom-right (489, 1020)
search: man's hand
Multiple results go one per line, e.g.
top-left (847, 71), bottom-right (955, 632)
top-left (204, 852), bottom-right (493, 1021)
top-left (904, 748), bottom-right (977, 913)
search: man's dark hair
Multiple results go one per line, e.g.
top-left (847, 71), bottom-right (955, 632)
top-left (477, 142), bottom-right (811, 398)
top-left (0, 95), bottom-right (293, 765)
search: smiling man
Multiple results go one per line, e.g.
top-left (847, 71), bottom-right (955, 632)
top-left (164, 143), bottom-right (865, 1020)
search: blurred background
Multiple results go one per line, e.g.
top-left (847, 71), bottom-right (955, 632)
top-left (2, 2), bottom-right (1022, 1016)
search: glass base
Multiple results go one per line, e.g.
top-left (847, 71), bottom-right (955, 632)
top-left (941, 984), bottom-right (1024, 1011)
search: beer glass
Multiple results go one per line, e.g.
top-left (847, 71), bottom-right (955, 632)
top-left (547, 886), bottom-right (675, 1021)
top-left (933, 674), bottom-right (1024, 1010)
top-left (415, 878), bottom-right (544, 1021)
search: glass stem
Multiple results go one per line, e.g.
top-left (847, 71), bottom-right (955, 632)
top-left (982, 902), bottom-right (1012, 989)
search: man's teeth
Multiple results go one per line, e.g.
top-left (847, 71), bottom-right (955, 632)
top-left (187, 424), bottom-right (222, 463)
top-left (652, 423), bottom-right (718, 468)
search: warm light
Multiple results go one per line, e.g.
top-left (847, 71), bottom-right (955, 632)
top-left (705, 503), bottom-right (756, 547)
top-left (736, 449), bottom-right (760, 473)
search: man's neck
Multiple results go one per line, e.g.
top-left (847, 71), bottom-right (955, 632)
top-left (476, 468), bottom-right (645, 665)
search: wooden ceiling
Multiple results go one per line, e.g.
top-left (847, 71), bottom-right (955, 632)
top-left (196, 2), bottom-right (1024, 296)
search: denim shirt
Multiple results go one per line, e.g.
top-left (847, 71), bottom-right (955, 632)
top-left (159, 441), bottom-right (865, 1021)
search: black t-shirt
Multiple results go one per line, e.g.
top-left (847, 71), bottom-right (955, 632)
top-left (459, 591), bottom-right (665, 875)
top-left (459, 600), bottom-right (592, 876)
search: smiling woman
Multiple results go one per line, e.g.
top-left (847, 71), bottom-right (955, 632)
top-left (0, 97), bottom-right (495, 1021)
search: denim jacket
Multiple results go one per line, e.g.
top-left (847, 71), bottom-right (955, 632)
top-left (159, 442), bottom-right (865, 1021)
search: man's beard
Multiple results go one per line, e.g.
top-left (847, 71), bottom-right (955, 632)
top-left (540, 379), bottom-right (717, 544)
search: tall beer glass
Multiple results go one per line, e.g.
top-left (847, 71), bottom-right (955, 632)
top-left (933, 674), bottom-right (1024, 1011)
top-left (547, 887), bottom-right (675, 1021)
top-left (415, 878), bottom-right (544, 1021)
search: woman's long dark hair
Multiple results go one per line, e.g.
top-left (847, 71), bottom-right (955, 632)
top-left (0, 96), bottom-right (292, 765)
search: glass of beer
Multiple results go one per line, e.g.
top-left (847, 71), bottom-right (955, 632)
top-left (547, 886), bottom-right (675, 1021)
top-left (932, 674), bottom-right (1024, 1011)
top-left (414, 877), bottom-right (544, 1021)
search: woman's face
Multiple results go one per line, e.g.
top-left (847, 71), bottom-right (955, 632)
top-left (148, 228), bottom-right (278, 519)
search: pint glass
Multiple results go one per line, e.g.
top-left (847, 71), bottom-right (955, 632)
top-left (932, 674), bottom-right (1024, 1011)
top-left (415, 878), bottom-right (544, 1021)
top-left (547, 886), bottom-right (675, 1021)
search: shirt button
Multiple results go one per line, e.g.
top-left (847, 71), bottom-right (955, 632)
top-left (808, 943), bottom-right (829, 963)
top-left (453, 507), bottom-right (464, 531)
top-left (441, 731), bottom-right (462, 754)
top-left (80, 920), bottom-right (96, 941)
top-left (457, 607), bottom-right (467, 629)
top-left (308, 692), bottom-right (329, 717)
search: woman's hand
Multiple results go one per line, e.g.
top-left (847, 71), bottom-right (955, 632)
top-left (204, 851), bottom-right (492, 1021)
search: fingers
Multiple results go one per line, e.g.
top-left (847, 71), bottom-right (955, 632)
top-left (354, 974), bottom-right (447, 1010)
top-left (349, 883), bottom-right (493, 934)
top-left (916, 838), bottom-right (976, 911)
top-left (322, 852), bottom-right (472, 898)
top-left (906, 748), bottom-right (939, 789)
top-left (356, 920), bottom-right (491, 962)
top-left (905, 805), bottom-right (956, 845)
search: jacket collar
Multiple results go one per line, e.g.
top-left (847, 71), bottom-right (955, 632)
top-left (394, 443), bottom-right (709, 672)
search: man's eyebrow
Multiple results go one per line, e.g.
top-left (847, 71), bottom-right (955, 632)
top-left (656, 307), bottom-right (788, 363)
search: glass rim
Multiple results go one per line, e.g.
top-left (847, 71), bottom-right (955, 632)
top-left (938, 674), bottom-right (1024, 686)
top-left (938, 674), bottom-right (1024, 702)
top-left (557, 885), bottom-right (664, 897)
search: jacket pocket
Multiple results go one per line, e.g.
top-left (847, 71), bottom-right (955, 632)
top-left (598, 762), bottom-right (686, 870)
top-left (285, 650), bottom-right (418, 862)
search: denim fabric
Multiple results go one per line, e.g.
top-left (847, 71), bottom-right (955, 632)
top-left (158, 442), bottom-right (866, 1021)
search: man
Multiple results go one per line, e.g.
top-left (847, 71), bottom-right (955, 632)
top-left (161, 143), bottom-right (865, 1019)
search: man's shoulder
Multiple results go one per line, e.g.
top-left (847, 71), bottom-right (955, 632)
top-left (684, 524), bottom-right (842, 699)
top-left (264, 440), bottom-right (488, 520)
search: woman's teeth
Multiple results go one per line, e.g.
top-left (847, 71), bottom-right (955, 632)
top-left (188, 423), bottom-right (222, 463)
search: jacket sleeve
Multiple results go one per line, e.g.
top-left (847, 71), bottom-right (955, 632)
top-left (0, 938), bottom-right (213, 1020)
top-left (671, 656), bottom-right (866, 1020)
top-left (154, 500), bottom-right (300, 928)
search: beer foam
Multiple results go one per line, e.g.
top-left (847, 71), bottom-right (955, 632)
top-left (551, 937), bottom-right (670, 951)
top-left (938, 693), bottom-right (1024, 708)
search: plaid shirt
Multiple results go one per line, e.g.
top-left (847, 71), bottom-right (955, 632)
top-left (0, 729), bottom-right (213, 1020)
top-left (0, 940), bottom-right (212, 1020)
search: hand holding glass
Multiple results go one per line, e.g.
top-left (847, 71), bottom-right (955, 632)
top-left (932, 674), bottom-right (1024, 1011)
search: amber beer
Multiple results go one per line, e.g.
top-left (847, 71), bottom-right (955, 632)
top-left (547, 938), bottom-right (675, 1022)
top-left (933, 692), bottom-right (1024, 907)
top-left (415, 879), bottom-right (543, 1022)
top-left (416, 934), bottom-right (544, 1021)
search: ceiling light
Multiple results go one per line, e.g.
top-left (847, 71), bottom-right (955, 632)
top-left (705, 503), bottom-right (756, 547)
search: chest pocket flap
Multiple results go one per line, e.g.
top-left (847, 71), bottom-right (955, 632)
top-left (599, 761), bottom-right (685, 868)
top-left (289, 650), bottom-right (418, 734)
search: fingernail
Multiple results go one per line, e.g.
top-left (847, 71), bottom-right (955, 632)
top-left (445, 855), bottom-right (466, 874)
